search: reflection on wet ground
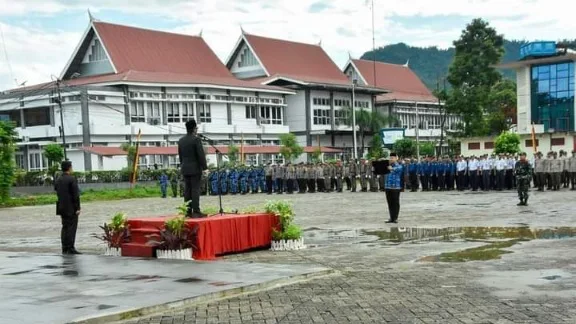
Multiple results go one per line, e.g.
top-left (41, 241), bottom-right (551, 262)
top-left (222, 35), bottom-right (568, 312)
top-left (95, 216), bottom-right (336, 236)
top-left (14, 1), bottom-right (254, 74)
top-left (304, 226), bottom-right (576, 261)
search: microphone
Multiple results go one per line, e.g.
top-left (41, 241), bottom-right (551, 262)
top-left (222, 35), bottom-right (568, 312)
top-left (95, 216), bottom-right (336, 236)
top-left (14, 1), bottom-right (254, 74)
top-left (197, 133), bottom-right (211, 142)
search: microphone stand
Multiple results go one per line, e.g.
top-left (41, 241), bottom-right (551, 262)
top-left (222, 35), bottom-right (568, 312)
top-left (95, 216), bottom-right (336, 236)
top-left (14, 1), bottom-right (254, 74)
top-left (199, 134), bottom-right (225, 215)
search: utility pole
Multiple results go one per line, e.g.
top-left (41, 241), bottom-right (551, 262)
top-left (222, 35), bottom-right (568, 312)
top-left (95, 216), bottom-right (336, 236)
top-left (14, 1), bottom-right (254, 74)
top-left (56, 79), bottom-right (67, 160)
top-left (352, 79), bottom-right (358, 160)
top-left (415, 101), bottom-right (420, 160)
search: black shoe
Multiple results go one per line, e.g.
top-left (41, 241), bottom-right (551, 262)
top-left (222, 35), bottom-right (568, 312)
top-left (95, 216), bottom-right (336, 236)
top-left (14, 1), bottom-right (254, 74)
top-left (385, 220), bottom-right (395, 224)
top-left (68, 249), bottom-right (82, 255)
top-left (190, 212), bottom-right (207, 218)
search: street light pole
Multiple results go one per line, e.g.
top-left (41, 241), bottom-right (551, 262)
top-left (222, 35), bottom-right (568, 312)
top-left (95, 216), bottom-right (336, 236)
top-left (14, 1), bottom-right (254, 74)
top-left (352, 79), bottom-right (358, 160)
top-left (415, 101), bottom-right (420, 160)
top-left (56, 79), bottom-right (67, 160)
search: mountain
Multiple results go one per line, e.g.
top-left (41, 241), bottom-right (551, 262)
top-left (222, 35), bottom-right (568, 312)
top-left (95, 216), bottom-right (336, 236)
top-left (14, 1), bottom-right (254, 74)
top-left (360, 39), bottom-right (576, 90)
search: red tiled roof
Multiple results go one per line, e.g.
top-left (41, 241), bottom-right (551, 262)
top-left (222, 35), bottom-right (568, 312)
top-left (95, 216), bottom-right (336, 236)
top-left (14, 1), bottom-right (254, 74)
top-left (244, 34), bottom-right (350, 85)
top-left (93, 22), bottom-right (233, 78)
top-left (83, 145), bottom-right (342, 156)
top-left (352, 59), bottom-right (437, 103)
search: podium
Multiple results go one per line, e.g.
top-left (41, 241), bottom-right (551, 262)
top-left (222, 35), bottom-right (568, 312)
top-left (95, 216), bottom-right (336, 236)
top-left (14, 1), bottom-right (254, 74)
top-left (372, 160), bottom-right (390, 175)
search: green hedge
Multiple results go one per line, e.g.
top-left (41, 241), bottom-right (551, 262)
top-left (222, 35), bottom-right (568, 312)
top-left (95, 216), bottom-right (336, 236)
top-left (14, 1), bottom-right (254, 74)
top-left (13, 169), bottom-right (175, 187)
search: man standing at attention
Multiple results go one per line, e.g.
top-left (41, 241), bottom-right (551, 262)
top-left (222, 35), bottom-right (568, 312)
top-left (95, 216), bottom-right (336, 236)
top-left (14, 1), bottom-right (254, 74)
top-left (515, 152), bottom-right (532, 206)
top-left (384, 153), bottom-right (404, 224)
top-left (55, 160), bottom-right (81, 255)
top-left (178, 119), bottom-right (208, 218)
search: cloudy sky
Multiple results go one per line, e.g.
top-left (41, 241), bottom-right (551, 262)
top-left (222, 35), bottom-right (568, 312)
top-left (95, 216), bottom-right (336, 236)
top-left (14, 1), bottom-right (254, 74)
top-left (0, 0), bottom-right (572, 90)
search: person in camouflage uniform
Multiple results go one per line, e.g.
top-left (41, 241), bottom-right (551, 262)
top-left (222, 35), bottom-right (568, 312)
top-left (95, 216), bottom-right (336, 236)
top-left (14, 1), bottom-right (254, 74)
top-left (515, 152), bottom-right (532, 206)
top-left (169, 169), bottom-right (179, 198)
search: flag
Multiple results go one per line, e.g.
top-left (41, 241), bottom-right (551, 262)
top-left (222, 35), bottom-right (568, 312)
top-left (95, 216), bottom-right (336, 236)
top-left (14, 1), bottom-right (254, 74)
top-left (531, 123), bottom-right (537, 153)
top-left (130, 129), bottom-right (142, 184)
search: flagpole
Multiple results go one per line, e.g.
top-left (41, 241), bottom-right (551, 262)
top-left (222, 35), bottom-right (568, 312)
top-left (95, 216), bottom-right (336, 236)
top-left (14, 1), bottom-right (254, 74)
top-left (240, 132), bottom-right (244, 164)
top-left (531, 122), bottom-right (537, 154)
top-left (130, 128), bottom-right (142, 191)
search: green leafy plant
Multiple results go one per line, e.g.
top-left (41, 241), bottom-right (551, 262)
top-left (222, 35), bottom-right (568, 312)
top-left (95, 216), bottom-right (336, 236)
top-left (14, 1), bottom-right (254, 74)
top-left (0, 121), bottom-right (18, 203)
top-left (147, 216), bottom-right (198, 251)
top-left (279, 133), bottom-right (303, 162)
top-left (282, 224), bottom-right (303, 240)
top-left (265, 200), bottom-right (302, 241)
top-left (92, 212), bottom-right (130, 248)
top-left (176, 201), bottom-right (190, 216)
top-left (494, 131), bottom-right (521, 154)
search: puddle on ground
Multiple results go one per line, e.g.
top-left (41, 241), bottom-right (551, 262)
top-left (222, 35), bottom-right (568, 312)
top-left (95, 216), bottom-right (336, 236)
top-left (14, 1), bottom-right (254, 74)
top-left (304, 226), bottom-right (576, 261)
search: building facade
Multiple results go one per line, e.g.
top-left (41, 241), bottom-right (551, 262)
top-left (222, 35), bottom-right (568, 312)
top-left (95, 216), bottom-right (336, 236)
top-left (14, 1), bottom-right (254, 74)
top-left (0, 20), bottom-right (297, 171)
top-left (343, 59), bottom-right (461, 151)
top-left (225, 32), bottom-right (385, 160)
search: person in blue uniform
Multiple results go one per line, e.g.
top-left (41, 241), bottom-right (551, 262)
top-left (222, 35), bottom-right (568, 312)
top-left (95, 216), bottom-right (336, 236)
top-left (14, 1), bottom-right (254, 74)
top-left (159, 171), bottom-right (168, 198)
top-left (409, 158), bottom-right (418, 192)
top-left (220, 169), bottom-right (228, 194)
top-left (239, 167), bottom-right (248, 194)
top-left (209, 170), bottom-right (219, 195)
top-left (419, 158), bottom-right (430, 191)
top-left (437, 158), bottom-right (446, 191)
top-left (230, 168), bottom-right (239, 194)
top-left (384, 153), bottom-right (404, 224)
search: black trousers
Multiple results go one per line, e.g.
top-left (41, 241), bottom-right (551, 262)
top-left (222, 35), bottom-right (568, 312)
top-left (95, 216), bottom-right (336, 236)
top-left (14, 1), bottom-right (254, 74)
top-left (266, 176), bottom-right (273, 194)
top-left (316, 179), bottom-right (324, 192)
top-left (438, 173), bottom-right (446, 190)
top-left (421, 175), bottom-right (429, 191)
top-left (308, 179), bottom-right (316, 192)
top-left (61, 214), bottom-right (78, 252)
top-left (183, 174), bottom-right (201, 215)
top-left (385, 189), bottom-right (401, 222)
top-left (287, 179), bottom-right (294, 193)
top-left (409, 173), bottom-right (418, 191)
top-left (470, 172), bottom-right (478, 190)
top-left (457, 171), bottom-right (465, 190)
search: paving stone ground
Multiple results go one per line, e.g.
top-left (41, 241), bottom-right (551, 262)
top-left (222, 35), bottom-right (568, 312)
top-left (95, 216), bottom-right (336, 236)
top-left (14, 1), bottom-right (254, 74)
top-left (2, 188), bottom-right (576, 323)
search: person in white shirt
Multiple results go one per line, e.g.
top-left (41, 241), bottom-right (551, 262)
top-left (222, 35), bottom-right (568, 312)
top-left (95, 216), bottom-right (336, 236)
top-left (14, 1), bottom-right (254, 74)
top-left (481, 155), bottom-right (492, 191)
top-left (456, 156), bottom-right (467, 191)
top-left (495, 154), bottom-right (507, 190)
top-left (506, 154), bottom-right (515, 189)
top-left (468, 156), bottom-right (480, 191)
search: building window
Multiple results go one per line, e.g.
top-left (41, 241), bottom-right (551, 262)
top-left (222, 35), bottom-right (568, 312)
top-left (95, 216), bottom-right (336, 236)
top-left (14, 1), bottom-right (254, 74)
top-left (23, 107), bottom-right (50, 127)
top-left (28, 152), bottom-right (46, 170)
top-left (88, 39), bottom-right (107, 62)
top-left (313, 98), bottom-right (330, 106)
top-left (260, 106), bottom-right (282, 125)
top-left (261, 140), bottom-right (280, 146)
top-left (15, 154), bottom-right (25, 169)
top-left (130, 102), bottom-right (145, 123)
top-left (313, 109), bottom-right (331, 125)
top-left (468, 142), bottom-right (480, 150)
top-left (168, 155), bottom-right (179, 167)
top-left (525, 139), bottom-right (540, 147)
top-left (146, 102), bottom-right (161, 125)
top-left (0, 110), bottom-right (22, 127)
top-left (334, 109), bottom-right (348, 126)
top-left (88, 95), bottom-right (105, 101)
top-left (484, 142), bottom-right (494, 149)
top-left (198, 103), bottom-right (211, 123)
top-left (531, 62), bottom-right (575, 132)
top-left (181, 103), bottom-right (194, 122)
top-left (551, 137), bottom-right (565, 146)
top-left (245, 105), bottom-right (257, 119)
top-left (354, 101), bottom-right (369, 108)
top-left (167, 102), bottom-right (180, 123)
top-left (238, 47), bottom-right (258, 68)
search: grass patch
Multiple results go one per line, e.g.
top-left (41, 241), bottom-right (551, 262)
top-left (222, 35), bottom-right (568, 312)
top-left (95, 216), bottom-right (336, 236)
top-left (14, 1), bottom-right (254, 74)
top-left (434, 239), bottom-right (528, 262)
top-left (1, 186), bottom-right (162, 208)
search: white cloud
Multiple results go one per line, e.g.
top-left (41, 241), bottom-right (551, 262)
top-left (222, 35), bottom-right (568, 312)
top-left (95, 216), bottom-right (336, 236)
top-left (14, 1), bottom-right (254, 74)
top-left (0, 0), bottom-right (574, 90)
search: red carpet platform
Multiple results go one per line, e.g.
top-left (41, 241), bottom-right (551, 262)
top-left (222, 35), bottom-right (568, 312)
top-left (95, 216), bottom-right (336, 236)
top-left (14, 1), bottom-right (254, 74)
top-left (121, 213), bottom-right (279, 260)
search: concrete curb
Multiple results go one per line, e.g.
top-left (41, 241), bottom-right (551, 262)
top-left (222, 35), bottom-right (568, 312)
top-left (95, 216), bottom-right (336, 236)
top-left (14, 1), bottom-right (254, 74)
top-left (68, 267), bottom-right (337, 324)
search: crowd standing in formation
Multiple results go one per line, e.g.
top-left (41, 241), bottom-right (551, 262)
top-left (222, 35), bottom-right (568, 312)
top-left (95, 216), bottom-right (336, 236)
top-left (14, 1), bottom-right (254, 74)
top-left (159, 150), bottom-right (576, 199)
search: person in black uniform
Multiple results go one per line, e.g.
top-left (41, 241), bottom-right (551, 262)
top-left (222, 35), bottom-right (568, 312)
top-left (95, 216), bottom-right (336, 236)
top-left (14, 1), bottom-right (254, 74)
top-left (178, 119), bottom-right (208, 218)
top-left (55, 160), bottom-right (82, 255)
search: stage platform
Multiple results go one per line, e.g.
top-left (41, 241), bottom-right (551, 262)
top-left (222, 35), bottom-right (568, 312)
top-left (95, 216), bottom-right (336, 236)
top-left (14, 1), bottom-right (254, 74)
top-left (122, 213), bottom-right (279, 260)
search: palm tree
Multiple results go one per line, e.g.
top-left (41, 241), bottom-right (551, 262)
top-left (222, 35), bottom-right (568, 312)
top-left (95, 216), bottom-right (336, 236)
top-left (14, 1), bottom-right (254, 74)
top-left (343, 107), bottom-right (399, 158)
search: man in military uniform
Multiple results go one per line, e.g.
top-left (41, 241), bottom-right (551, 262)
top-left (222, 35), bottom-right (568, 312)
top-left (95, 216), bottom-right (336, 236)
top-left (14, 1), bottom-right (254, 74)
top-left (368, 160), bottom-right (377, 192)
top-left (348, 159), bottom-right (358, 192)
top-left (342, 161), bottom-right (350, 191)
top-left (515, 152), bottom-right (532, 206)
top-left (323, 163), bottom-right (332, 193)
top-left (551, 151), bottom-right (563, 191)
top-left (265, 162), bottom-right (273, 194)
top-left (275, 164), bottom-right (284, 194)
top-left (285, 162), bottom-right (295, 194)
top-left (560, 150), bottom-right (570, 188)
top-left (307, 163), bottom-right (316, 193)
top-left (316, 163), bottom-right (324, 193)
top-left (335, 160), bottom-right (344, 192)
top-left (569, 150), bottom-right (576, 190)
top-left (534, 152), bottom-right (544, 191)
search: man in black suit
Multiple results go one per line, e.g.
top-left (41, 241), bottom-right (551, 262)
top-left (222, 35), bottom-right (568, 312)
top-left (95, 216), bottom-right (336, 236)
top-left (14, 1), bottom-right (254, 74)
top-left (55, 160), bottom-right (82, 255)
top-left (178, 119), bottom-right (208, 217)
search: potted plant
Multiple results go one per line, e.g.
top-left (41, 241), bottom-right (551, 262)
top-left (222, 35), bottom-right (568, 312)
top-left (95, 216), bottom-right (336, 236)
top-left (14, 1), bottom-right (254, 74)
top-left (266, 200), bottom-right (305, 251)
top-left (93, 212), bottom-right (130, 256)
top-left (147, 202), bottom-right (198, 260)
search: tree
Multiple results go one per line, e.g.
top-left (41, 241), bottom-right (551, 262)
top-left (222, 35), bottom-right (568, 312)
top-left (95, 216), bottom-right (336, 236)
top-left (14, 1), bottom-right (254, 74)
top-left (487, 79), bottom-right (517, 135)
top-left (419, 142), bottom-right (436, 157)
top-left (0, 121), bottom-right (18, 202)
top-left (447, 18), bottom-right (505, 137)
top-left (120, 143), bottom-right (137, 168)
top-left (368, 134), bottom-right (384, 159)
top-left (43, 144), bottom-right (64, 165)
top-left (344, 107), bottom-right (399, 158)
top-left (393, 138), bottom-right (416, 158)
top-left (279, 133), bottom-right (303, 162)
top-left (310, 147), bottom-right (322, 163)
top-left (227, 144), bottom-right (239, 165)
top-left (494, 131), bottom-right (521, 154)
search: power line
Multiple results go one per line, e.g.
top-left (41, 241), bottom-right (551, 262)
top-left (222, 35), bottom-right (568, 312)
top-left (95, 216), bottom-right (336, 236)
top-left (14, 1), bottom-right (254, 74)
top-left (0, 23), bottom-right (15, 86)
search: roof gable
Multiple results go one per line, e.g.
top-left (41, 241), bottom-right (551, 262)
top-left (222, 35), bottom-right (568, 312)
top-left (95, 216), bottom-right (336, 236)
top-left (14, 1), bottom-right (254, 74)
top-left (351, 59), bottom-right (437, 102)
top-left (240, 33), bottom-right (350, 85)
top-left (62, 21), bottom-right (234, 80)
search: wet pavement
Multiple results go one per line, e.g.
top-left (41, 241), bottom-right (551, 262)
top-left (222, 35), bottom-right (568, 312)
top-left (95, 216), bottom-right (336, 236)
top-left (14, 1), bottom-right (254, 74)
top-left (0, 252), bottom-right (329, 324)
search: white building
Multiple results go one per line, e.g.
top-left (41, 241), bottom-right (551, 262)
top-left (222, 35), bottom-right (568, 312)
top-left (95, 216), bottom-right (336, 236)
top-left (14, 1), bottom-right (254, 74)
top-left (343, 59), bottom-right (460, 152)
top-left (225, 32), bottom-right (385, 159)
top-left (0, 19), bottom-right (299, 171)
top-left (461, 41), bottom-right (576, 156)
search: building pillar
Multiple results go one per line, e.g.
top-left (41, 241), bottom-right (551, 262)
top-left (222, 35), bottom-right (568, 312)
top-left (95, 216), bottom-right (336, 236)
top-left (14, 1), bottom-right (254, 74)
top-left (282, 94), bottom-right (287, 125)
top-left (161, 87), bottom-right (167, 125)
top-left (329, 91), bottom-right (335, 147)
top-left (19, 97), bottom-right (25, 129)
top-left (123, 86), bottom-right (130, 125)
top-left (22, 145), bottom-right (29, 171)
top-left (80, 87), bottom-right (92, 171)
top-left (194, 87), bottom-right (200, 123)
top-left (255, 92), bottom-right (261, 126)
top-left (49, 90), bottom-right (55, 127)
top-left (305, 89), bottom-right (312, 146)
top-left (226, 89), bottom-right (232, 125)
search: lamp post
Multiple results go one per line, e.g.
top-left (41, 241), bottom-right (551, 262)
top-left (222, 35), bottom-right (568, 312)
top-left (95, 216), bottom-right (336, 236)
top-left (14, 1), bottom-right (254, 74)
top-left (352, 79), bottom-right (358, 160)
